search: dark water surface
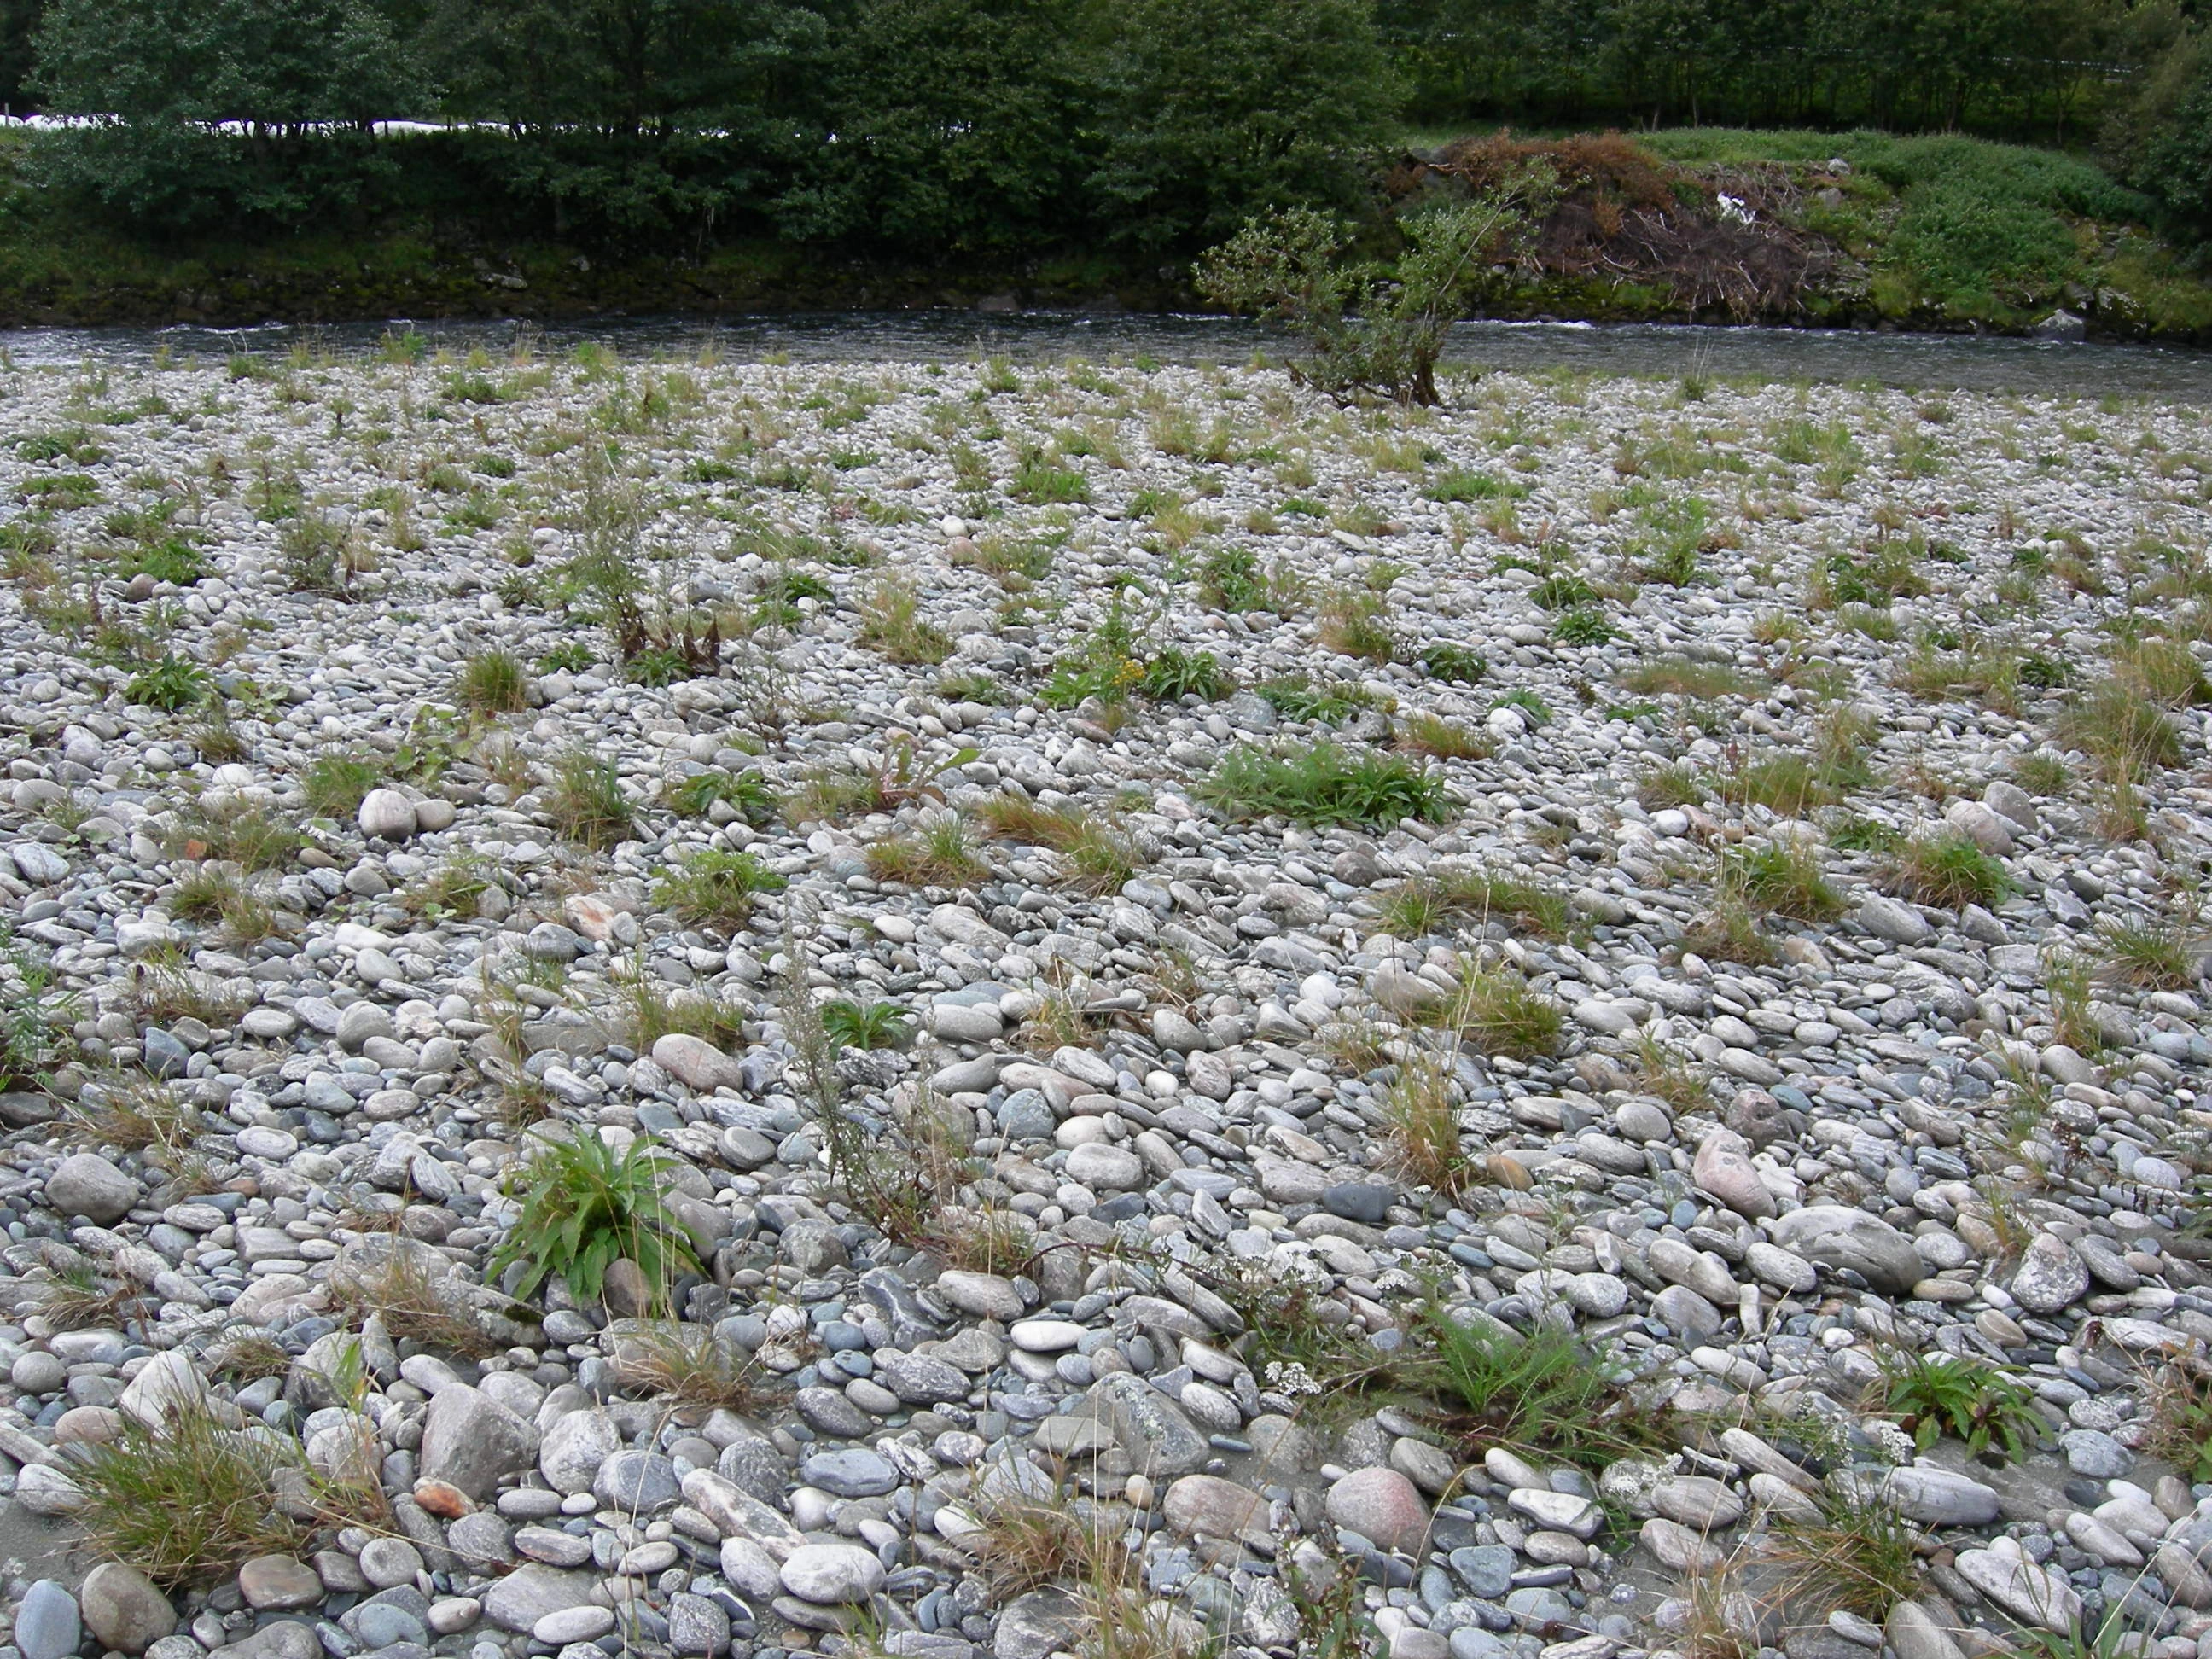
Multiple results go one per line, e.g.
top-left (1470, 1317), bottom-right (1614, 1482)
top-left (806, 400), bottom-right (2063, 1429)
top-left (7, 311), bottom-right (2210, 400)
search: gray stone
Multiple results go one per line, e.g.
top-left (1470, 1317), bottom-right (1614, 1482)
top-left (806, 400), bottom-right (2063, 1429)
top-left (15, 1579), bottom-right (79, 1659)
top-left (652, 1033), bottom-right (743, 1093)
top-left (992, 1589), bottom-right (1084, 1659)
top-left (419, 1382), bottom-right (539, 1499)
top-left (538, 1406), bottom-right (619, 1493)
top-left (79, 1562), bottom-right (175, 1655)
top-left (594, 1448), bottom-right (682, 1512)
top-left (1162, 1474), bottom-right (1269, 1541)
top-left (1086, 1371), bottom-right (1209, 1478)
top-left (800, 1447), bottom-right (899, 1498)
top-left (238, 1554), bottom-right (323, 1610)
top-left (47, 1152), bottom-right (137, 1222)
top-left (667, 1593), bottom-right (731, 1657)
top-left (2010, 1232), bottom-right (2090, 1314)
top-left (480, 1566), bottom-right (598, 1633)
top-left (876, 1350), bottom-right (968, 1406)
top-left (2060, 1429), bottom-right (2133, 1479)
top-left (1885, 1601), bottom-right (1966, 1659)
top-left (1768, 1205), bottom-right (1923, 1294)
top-left (1859, 894), bottom-right (1932, 945)
top-left (778, 1542), bottom-right (886, 1604)
top-left (358, 789), bottom-right (418, 838)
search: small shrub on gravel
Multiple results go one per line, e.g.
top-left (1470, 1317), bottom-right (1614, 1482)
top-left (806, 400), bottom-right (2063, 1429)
top-left (491, 1128), bottom-right (696, 1307)
top-left (1885, 830), bottom-right (2013, 909)
top-left (1201, 742), bottom-right (1449, 830)
top-left (652, 848), bottom-right (786, 929)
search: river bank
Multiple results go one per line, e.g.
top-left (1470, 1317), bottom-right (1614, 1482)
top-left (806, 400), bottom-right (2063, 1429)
top-left (0, 345), bottom-right (2205, 1659)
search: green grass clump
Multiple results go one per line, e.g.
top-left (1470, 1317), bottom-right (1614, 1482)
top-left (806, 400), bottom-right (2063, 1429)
top-left (1395, 713), bottom-right (1492, 760)
top-left (171, 800), bottom-right (299, 871)
top-left (303, 754), bottom-right (379, 818)
top-left (1618, 658), bottom-right (1758, 699)
top-left (1412, 1312), bottom-right (1659, 1468)
top-left (1010, 445), bottom-right (1090, 504)
top-left (975, 795), bottom-right (1140, 894)
top-left (73, 1404), bottom-right (311, 1587)
top-left (1720, 839), bottom-right (1843, 922)
top-left (1450, 965), bottom-right (1563, 1059)
top-left (457, 649), bottom-right (529, 714)
top-left (1317, 591), bottom-right (1395, 663)
top-left (1200, 742), bottom-right (1449, 830)
top-left (652, 849), bottom-right (786, 930)
top-left (1720, 752), bottom-right (1835, 816)
top-left (1529, 573), bottom-right (1600, 610)
top-left (1382, 868), bottom-right (1569, 940)
top-left (547, 750), bottom-right (636, 849)
top-left (2095, 912), bottom-right (2200, 990)
top-left (491, 1129), bottom-right (697, 1307)
top-left (867, 815), bottom-right (989, 887)
top-left (1886, 830), bottom-right (2014, 910)
top-left (858, 578), bottom-right (953, 665)
top-left (1426, 468), bottom-right (1520, 503)
top-left (2057, 678), bottom-right (2184, 783)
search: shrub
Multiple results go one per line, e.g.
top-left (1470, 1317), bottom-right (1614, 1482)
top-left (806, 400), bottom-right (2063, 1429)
top-left (457, 649), bottom-right (529, 713)
top-left (1200, 742), bottom-right (1449, 829)
top-left (491, 1129), bottom-right (697, 1307)
top-left (1886, 830), bottom-right (2013, 909)
top-left (652, 849), bottom-right (785, 930)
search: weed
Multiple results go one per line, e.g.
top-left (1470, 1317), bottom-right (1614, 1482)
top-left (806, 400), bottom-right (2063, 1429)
top-left (1637, 761), bottom-right (1705, 810)
top-left (1720, 840), bottom-right (1843, 922)
top-left (975, 795), bottom-right (1140, 895)
top-left (1681, 899), bottom-right (1779, 966)
top-left (867, 814), bottom-right (989, 887)
top-left (1530, 572), bottom-right (1600, 610)
top-left (612, 1321), bottom-right (760, 1411)
top-left (1721, 752), bottom-right (1834, 816)
top-left (667, 769), bottom-right (778, 825)
top-left (1384, 1052), bottom-right (1475, 1198)
top-left (1619, 659), bottom-right (1757, 699)
top-left (329, 1248), bottom-right (499, 1358)
top-left (169, 800), bottom-right (298, 871)
top-left (2044, 947), bottom-right (2105, 1055)
top-left (2012, 753), bottom-right (2072, 795)
top-left (1317, 591), bottom-right (1394, 662)
top-left (2143, 1357), bottom-right (2212, 1484)
top-left (280, 514), bottom-right (369, 594)
top-left (1879, 1351), bottom-right (2046, 1464)
top-left (72, 1073), bottom-right (206, 1163)
top-left (1201, 743), bottom-right (1449, 830)
top-left (302, 754), bottom-right (379, 818)
top-left (1139, 648), bottom-right (1231, 702)
top-left (73, 1403), bottom-right (308, 1586)
top-left (971, 1493), bottom-right (1108, 1604)
top-left (1770, 1486), bottom-right (1923, 1619)
top-left (36, 1255), bottom-right (140, 1331)
top-left (820, 998), bottom-right (912, 1051)
top-left (1414, 1311), bottom-right (1660, 1467)
top-left (1551, 607), bottom-right (1620, 646)
top-left (457, 650), bottom-right (529, 714)
top-left (1449, 965), bottom-right (1563, 1059)
top-left (1382, 868), bottom-right (1569, 940)
top-left (1630, 1031), bottom-right (1710, 1112)
top-left (928, 1205), bottom-right (1036, 1275)
top-left (1010, 445), bottom-right (1090, 505)
top-left (653, 849), bottom-right (786, 930)
top-left (490, 1128), bottom-right (697, 1307)
top-left (2096, 911), bottom-right (2200, 989)
top-left (125, 655), bottom-right (208, 711)
top-left (1427, 467), bottom-right (1519, 502)
top-left (795, 735), bottom-right (974, 820)
top-left (545, 751), bottom-right (635, 850)
top-left (2115, 636), bottom-right (2211, 708)
top-left (1886, 831), bottom-right (2014, 909)
top-left (2056, 680), bottom-right (2180, 783)
top-left (858, 579), bottom-right (952, 665)
top-left (1255, 678), bottom-right (1382, 723)
top-left (1395, 713), bottom-right (1493, 760)
top-left (1417, 643), bottom-right (1487, 684)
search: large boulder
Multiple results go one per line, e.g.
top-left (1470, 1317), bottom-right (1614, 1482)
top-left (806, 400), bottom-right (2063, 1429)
top-left (1768, 1205), bottom-right (1923, 1295)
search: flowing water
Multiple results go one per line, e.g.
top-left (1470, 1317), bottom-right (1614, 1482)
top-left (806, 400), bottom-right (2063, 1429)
top-left (7, 310), bottom-right (2210, 399)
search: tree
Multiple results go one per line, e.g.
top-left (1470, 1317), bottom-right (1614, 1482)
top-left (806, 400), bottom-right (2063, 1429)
top-left (1195, 164), bottom-right (1556, 405)
top-left (32, 0), bottom-right (424, 228)
top-left (777, 0), bottom-right (1094, 254)
top-left (1091, 0), bottom-right (1400, 252)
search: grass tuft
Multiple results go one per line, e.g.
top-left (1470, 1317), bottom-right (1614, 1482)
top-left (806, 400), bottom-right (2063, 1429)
top-left (652, 848), bottom-right (785, 930)
top-left (457, 649), bottom-right (529, 714)
top-left (546, 750), bottom-right (636, 849)
top-left (1885, 830), bottom-right (2013, 910)
top-left (74, 1404), bottom-right (309, 1587)
top-left (1200, 742), bottom-right (1448, 829)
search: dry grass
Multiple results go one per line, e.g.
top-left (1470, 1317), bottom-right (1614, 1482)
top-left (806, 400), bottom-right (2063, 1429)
top-left (330, 1249), bottom-right (501, 1358)
top-left (928, 1205), bottom-right (1039, 1276)
top-left (1383, 1051), bottom-right (1476, 1197)
top-left (74, 1403), bottom-right (311, 1587)
top-left (611, 1322), bottom-right (760, 1411)
top-left (866, 813), bottom-right (989, 887)
top-left (975, 794), bottom-right (1141, 894)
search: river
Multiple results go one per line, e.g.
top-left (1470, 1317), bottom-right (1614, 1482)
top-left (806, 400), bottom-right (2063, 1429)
top-left (5, 311), bottom-right (2208, 400)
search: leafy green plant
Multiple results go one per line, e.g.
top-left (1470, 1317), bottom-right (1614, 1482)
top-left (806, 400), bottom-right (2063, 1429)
top-left (667, 769), bottom-right (778, 824)
top-left (821, 998), bottom-right (913, 1051)
top-left (125, 654), bottom-right (208, 710)
top-left (1551, 607), bottom-right (1619, 646)
top-left (1880, 1352), bottom-right (2046, 1464)
top-left (1140, 648), bottom-right (1231, 701)
top-left (491, 1129), bottom-right (696, 1306)
top-left (1201, 742), bottom-right (1449, 829)
top-left (537, 640), bottom-right (595, 674)
top-left (1255, 677), bottom-right (1382, 723)
top-left (1418, 643), bottom-right (1487, 684)
top-left (653, 849), bottom-right (785, 930)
